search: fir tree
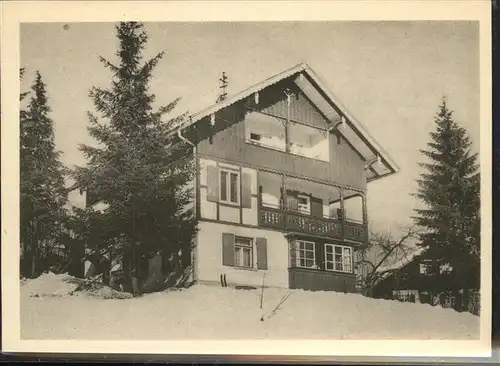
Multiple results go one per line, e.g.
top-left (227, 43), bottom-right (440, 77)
top-left (73, 22), bottom-right (197, 293)
top-left (20, 71), bottom-right (68, 278)
top-left (413, 97), bottom-right (480, 310)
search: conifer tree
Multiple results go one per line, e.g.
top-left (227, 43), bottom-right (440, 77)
top-left (413, 98), bottom-right (480, 310)
top-left (20, 71), bottom-right (68, 278)
top-left (73, 22), bottom-right (197, 293)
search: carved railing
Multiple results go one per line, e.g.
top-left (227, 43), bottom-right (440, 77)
top-left (260, 207), bottom-right (342, 239)
top-left (286, 212), bottom-right (342, 239)
top-left (344, 221), bottom-right (366, 243)
top-left (260, 207), bottom-right (285, 230)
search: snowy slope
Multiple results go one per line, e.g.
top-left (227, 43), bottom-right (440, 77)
top-left (20, 275), bottom-right (479, 340)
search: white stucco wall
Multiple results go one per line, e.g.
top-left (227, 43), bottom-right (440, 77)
top-left (195, 221), bottom-right (290, 289)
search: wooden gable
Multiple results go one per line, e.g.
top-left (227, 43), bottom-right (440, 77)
top-left (257, 83), bottom-right (329, 130)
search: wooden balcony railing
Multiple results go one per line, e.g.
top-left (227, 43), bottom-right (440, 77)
top-left (344, 221), bottom-right (367, 243)
top-left (259, 206), bottom-right (368, 242)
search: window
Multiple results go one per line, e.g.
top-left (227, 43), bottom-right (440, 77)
top-left (297, 194), bottom-right (311, 214)
top-left (245, 111), bottom-right (286, 151)
top-left (296, 240), bottom-right (316, 268)
top-left (289, 122), bottom-right (329, 162)
top-left (235, 237), bottom-right (253, 268)
top-left (220, 169), bottom-right (240, 204)
top-left (325, 244), bottom-right (352, 273)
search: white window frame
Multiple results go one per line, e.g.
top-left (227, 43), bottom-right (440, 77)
top-left (296, 240), bottom-right (316, 269)
top-left (234, 236), bottom-right (254, 269)
top-left (324, 244), bottom-right (353, 273)
top-left (219, 168), bottom-right (240, 205)
top-left (297, 194), bottom-right (311, 215)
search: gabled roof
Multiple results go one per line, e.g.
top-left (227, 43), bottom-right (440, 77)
top-left (376, 246), bottom-right (425, 276)
top-left (172, 63), bottom-right (399, 182)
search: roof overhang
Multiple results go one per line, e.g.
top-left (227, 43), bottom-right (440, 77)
top-left (169, 63), bottom-right (399, 183)
top-left (292, 68), bottom-right (399, 181)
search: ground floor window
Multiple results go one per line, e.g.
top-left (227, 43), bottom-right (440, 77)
top-left (296, 240), bottom-right (316, 268)
top-left (234, 236), bottom-right (253, 268)
top-left (324, 244), bottom-right (352, 273)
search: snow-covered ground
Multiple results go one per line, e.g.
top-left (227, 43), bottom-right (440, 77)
top-left (20, 273), bottom-right (479, 340)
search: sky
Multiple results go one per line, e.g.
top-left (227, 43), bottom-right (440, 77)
top-left (20, 21), bottom-right (480, 234)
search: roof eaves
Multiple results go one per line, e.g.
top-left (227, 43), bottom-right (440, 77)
top-left (168, 63), bottom-right (308, 136)
top-left (300, 65), bottom-right (400, 175)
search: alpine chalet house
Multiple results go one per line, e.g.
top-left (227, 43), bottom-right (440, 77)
top-left (171, 63), bottom-right (399, 293)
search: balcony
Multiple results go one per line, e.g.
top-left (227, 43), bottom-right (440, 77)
top-left (259, 206), bottom-right (366, 243)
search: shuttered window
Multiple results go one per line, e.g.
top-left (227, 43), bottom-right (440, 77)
top-left (221, 233), bottom-right (267, 270)
top-left (206, 164), bottom-right (252, 209)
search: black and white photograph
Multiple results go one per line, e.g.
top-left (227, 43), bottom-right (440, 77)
top-left (1, 0), bottom-right (492, 359)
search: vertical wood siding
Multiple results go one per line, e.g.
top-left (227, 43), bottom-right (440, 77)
top-left (195, 94), bottom-right (366, 190)
top-left (260, 88), bottom-right (328, 129)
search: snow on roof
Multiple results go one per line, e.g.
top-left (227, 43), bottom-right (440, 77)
top-left (376, 246), bottom-right (425, 275)
top-left (170, 62), bottom-right (399, 182)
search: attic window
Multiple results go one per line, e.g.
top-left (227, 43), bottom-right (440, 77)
top-left (289, 122), bottom-right (330, 162)
top-left (245, 111), bottom-right (286, 151)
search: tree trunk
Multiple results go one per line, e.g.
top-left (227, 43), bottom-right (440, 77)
top-left (31, 245), bottom-right (37, 278)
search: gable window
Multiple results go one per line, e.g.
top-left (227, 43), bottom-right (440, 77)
top-left (235, 236), bottom-right (253, 268)
top-left (289, 121), bottom-right (330, 162)
top-left (245, 111), bottom-right (286, 151)
top-left (220, 169), bottom-right (240, 204)
top-left (325, 244), bottom-right (352, 273)
top-left (296, 240), bottom-right (316, 268)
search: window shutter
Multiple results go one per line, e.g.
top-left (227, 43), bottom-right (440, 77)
top-left (241, 172), bottom-right (252, 208)
top-left (286, 190), bottom-right (298, 211)
top-left (256, 237), bottom-right (268, 270)
top-left (311, 196), bottom-right (323, 218)
top-left (207, 165), bottom-right (219, 202)
top-left (222, 233), bottom-right (235, 266)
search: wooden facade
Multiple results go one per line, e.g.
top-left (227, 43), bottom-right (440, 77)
top-left (193, 81), bottom-right (367, 191)
top-left (289, 267), bottom-right (356, 292)
top-left (182, 70), bottom-right (394, 294)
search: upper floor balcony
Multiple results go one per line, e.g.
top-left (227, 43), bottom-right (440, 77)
top-left (257, 171), bottom-right (368, 244)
